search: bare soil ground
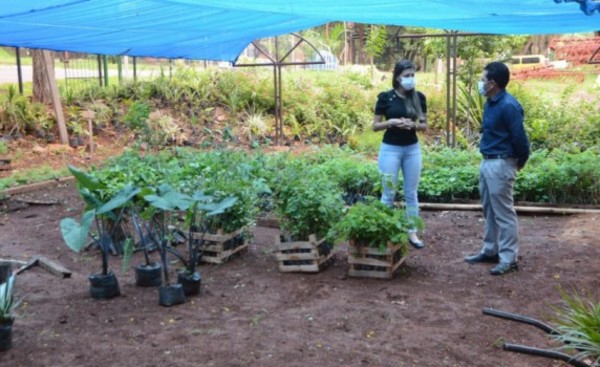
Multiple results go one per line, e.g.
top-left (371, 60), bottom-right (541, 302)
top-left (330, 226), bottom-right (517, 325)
top-left (0, 181), bottom-right (598, 367)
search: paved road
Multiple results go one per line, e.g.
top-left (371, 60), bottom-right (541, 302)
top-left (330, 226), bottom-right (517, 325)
top-left (0, 65), bottom-right (162, 84)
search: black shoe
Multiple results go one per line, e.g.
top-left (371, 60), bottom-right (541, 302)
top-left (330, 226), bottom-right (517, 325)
top-left (490, 262), bottom-right (518, 276)
top-left (409, 238), bottom-right (424, 249)
top-left (464, 253), bottom-right (499, 264)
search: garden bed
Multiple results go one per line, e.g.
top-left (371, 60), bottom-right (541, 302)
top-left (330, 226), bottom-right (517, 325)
top-left (1, 182), bottom-right (599, 366)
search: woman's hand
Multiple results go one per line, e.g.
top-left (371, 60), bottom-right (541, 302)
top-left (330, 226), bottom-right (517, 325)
top-left (389, 118), bottom-right (415, 130)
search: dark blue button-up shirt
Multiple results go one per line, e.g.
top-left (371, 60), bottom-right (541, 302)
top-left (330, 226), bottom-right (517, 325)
top-left (480, 89), bottom-right (530, 167)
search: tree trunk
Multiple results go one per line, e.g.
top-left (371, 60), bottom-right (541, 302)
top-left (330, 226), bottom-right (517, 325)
top-left (32, 50), bottom-right (54, 104)
top-left (346, 22), bottom-right (354, 65)
top-left (521, 35), bottom-right (549, 56)
top-left (356, 24), bottom-right (365, 64)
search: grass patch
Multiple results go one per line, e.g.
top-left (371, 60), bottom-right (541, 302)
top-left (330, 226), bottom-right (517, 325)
top-left (0, 165), bottom-right (69, 191)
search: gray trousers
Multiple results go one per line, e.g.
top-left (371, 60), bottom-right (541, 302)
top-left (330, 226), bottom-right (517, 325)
top-left (479, 158), bottom-right (519, 264)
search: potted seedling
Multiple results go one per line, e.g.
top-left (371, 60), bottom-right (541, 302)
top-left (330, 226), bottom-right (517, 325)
top-left (60, 169), bottom-right (140, 299)
top-left (0, 272), bottom-right (19, 352)
top-left (129, 209), bottom-right (162, 287)
top-left (167, 191), bottom-right (237, 296)
top-left (143, 184), bottom-right (195, 306)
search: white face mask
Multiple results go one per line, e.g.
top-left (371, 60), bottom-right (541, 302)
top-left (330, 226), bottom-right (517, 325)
top-left (401, 76), bottom-right (416, 91)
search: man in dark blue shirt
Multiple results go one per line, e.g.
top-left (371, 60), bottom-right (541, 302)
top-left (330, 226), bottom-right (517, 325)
top-left (464, 61), bottom-right (530, 276)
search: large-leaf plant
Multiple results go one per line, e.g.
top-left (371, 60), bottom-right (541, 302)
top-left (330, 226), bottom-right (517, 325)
top-left (60, 166), bottom-right (140, 276)
top-left (143, 184), bottom-right (237, 282)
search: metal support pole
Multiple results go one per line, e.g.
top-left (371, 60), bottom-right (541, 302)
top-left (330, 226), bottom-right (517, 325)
top-left (15, 47), bottom-right (23, 95)
top-left (445, 33), bottom-right (451, 146)
top-left (117, 56), bottom-right (122, 83)
top-left (273, 65), bottom-right (280, 144)
top-left (97, 55), bottom-right (103, 86)
top-left (277, 64), bottom-right (283, 144)
top-left (451, 32), bottom-right (458, 147)
top-left (275, 37), bottom-right (283, 144)
top-left (133, 57), bottom-right (138, 81)
top-left (234, 33), bottom-right (326, 146)
top-left (103, 55), bottom-right (109, 87)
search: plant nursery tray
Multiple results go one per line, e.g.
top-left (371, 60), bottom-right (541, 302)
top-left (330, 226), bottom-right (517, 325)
top-left (191, 228), bottom-right (248, 265)
top-left (347, 240), bottom-right (407, 279)
top-left (275, 234), bottom-right (335, 273)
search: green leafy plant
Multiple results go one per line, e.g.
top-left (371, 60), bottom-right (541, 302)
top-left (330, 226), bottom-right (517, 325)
top-left (143, 184), bottom-right (193, 286)
top-left (60, 166), bottom-right (139, 276)
top-left (0, 140), bottom-right (8, 156)
top-left (123, 101), bottom-right (150, 130)
top-left (274, 167), bottom-right (344, 240)
top-left (552, 288), bottom-right (600, 365)
top-left (0, 85), bottom-right (30, 136)
top-left (328, 199), bottom-right (423, 253)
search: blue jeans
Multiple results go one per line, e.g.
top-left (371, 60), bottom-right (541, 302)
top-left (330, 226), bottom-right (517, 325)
top-left (377, 142), bottom-right (422, 231)
top-left (479, 158), bottom-right (519, 263)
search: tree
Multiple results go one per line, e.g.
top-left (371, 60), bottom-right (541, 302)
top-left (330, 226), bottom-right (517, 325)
top-left (32, 50), bottom-right (54, 104)
top-left (364, 25), bottom-right (388, 68)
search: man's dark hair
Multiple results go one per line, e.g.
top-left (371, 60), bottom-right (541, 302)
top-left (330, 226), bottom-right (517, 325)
top-left (484, 61), bottom-right (510, 89)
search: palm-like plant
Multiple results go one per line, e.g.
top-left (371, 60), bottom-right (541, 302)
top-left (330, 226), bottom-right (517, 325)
top-left (457, 82), bottom-right (485, 138)
top-left (552, 289), bottom-right (600, 365)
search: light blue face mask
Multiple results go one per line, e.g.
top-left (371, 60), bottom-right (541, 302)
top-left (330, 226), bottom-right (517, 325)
top-left (478, 80), bottom-right (491, 95)
top-left (401, 76), bottom-right (416, 91)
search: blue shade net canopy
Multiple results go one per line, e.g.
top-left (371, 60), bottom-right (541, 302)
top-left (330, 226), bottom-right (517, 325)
top-left (0, 0), bottom-right (599, 62)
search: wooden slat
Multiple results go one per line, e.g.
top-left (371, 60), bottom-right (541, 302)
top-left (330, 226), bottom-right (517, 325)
top-left (316, 251), bottom-right (335, 266)
top-left (37, 257), bottom-right (72, 278)
top-left (276, 252), bottom-right (319, 261)
top-left (348, 240), bottom-right (402, 256)
top-left (192, 228), bottom-right (242, 242)
top-left (347, 256), bottom-right (392, 268)
top-left (203, 242), bottom-right (225, 252)
top-left (348, 268), bottom-right (392, 279)
top-left (278, 263), bottom-right (320, 272)
top-left (347, 239), bottom-right (408, 279)
top-left (201, 242), bottom-right (248, 264)
top-left (276, 234), bottom-right (334, 273)
top-left (276, 240), bottom-right (316, 251)
top-left (390, 255), bottom-right (408, 274)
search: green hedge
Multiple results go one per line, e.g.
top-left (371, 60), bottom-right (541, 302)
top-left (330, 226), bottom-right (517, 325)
top-left (86, 145), bottom-right (599, 207)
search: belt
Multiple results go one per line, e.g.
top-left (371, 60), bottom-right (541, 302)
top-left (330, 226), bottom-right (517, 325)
top-left (482, 154), bottom-right (511, 159)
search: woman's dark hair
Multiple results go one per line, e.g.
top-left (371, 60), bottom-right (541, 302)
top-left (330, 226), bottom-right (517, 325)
top-left (484, 61), bottom-right (510, 89)
top-left (392, 60), bottom-right (424, 121)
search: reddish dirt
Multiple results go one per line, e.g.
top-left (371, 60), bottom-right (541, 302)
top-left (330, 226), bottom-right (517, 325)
top-left (0, 181), bottom-right (599, 367)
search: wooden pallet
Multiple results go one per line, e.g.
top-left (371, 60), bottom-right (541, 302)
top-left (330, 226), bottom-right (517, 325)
top-left (191, 228), bottom-right (248, 264)
top-left (347, 240), bottom-right (407, 279)
top-left (275, 234), bottom-right (335, 273)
